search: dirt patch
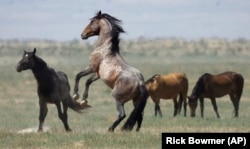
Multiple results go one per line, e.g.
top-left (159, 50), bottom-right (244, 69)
top-left (17, 126), bottom-right (51, 134)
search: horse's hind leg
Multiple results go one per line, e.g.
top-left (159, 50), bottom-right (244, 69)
top-left (38, 100), bottom-right (48, 132)
top-left (108, 100), bottom-right (126, 132)
top-left (173, 97), bottom-right (178, 116)
top-left (229, 93), bottom-right (239, 117)
top-left (56, 102), bottom-right (71, 131)
top-left (132, 98), bottom-right (144, 131)
top-left (178, 94), bottom-right (183, 114)
top-left (179, 92), bottom-right (187, 117)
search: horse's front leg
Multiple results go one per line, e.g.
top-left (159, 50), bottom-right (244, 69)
top-left (199, 97), bottom-right (204, 118)
top-left (82, 73), bottom-right (99, 101)
top-left (173, 97), bottom-right (178, 116)
top-left (73, 68), bottom-right (94, 100)
top-left (38, 99), bottom-right (48, 132)
top-left (210, 97), bottom-right (220, 118)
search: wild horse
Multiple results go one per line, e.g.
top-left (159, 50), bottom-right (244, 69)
top-left (188, 71), bottom-right (244, 118)
top-left (16, 48), bottom-right (90, 132)
top-left (72, 11), bottom-right (148, 132)
top-left (145, 73), bottom-right (188, 117)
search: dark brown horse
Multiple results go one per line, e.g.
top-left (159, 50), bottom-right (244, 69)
top-left (16, 48), bottom-right (90, 132)
top-left (72, 11), bottom-right (148, 132)
top-left (145, 73), bottom-right (188, 117)
top-left (188, 71), bottom-right (244, 118)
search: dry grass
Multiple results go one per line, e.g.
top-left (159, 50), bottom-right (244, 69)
top-left (1, 39), bottom-right (250, 148)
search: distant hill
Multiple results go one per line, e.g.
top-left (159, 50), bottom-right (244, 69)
top-left (1, 37), bottom-right (250, 57)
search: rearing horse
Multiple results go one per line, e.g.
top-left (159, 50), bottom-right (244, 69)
top-left (73, 11), bottom-right (148, 132)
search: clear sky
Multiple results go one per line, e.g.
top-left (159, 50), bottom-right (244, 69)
top-left (0, 0), bottom-right (250, 41)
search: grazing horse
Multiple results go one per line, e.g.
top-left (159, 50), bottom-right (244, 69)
top-left (188, 71), bottom-right (244, 118)
top-left (72, 11), bottom-right (148, 132)
top-left (16, 48), bottom-right (90, 132)
top-left (145, 73), bottom-right (188, 117)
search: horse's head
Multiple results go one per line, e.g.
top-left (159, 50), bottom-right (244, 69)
top-left (188, 95), bottom-right (198, 117)
top-left (81, 11), bottom-right (102, 39)
top-left (81, 10), bottom-right (124, 40)
top-left (16, 48), bottom-right (37, 72)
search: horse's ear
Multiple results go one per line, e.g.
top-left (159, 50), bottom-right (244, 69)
top-left (96, 10), bottom-right (102, 18)
top-left (33, 48), bottom-right (36, 54)
top-left (98, 10), bottom-right (102, 16)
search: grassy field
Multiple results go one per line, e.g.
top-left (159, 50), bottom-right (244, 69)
top-left (0, 39), bottom-right (250, 148)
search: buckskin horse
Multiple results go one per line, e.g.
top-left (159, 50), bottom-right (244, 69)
top-left (16, 48), bottom-right (90, 132)
top-left (72, 11), bottom-right (148, 132)
top-left (188, 71), bottom-right (244, 118)
top-left (145, 73), bottom-right (188, 117)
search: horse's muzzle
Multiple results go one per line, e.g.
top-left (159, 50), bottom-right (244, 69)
top-left (81, 34), bottom-right (88, 40)
top-left (16, 64), bottom-right (22, 72)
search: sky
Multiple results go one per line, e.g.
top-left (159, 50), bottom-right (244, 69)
top-left (0, 0), bottom-right (250, 41)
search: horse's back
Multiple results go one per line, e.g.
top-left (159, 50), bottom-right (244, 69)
top-left (165, 72), bottom-right (188, 95)
top-left (211, 71), bottom-right (243, 86)
top-left (161, 73), bottom-right (188, 87)
top-left (146, 73), bottom-right (188, 99)
top-left (201, 71), bottom-right (244, 97)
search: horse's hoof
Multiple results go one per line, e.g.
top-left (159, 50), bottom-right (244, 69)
top-left (73, 93), bottom-right (79, 100)
top-left (80, 100), bottom-right (87, 105)
top-left (108, 127), bottom-right (114, 132)
top-left (66, 128), bottom-right (72, 132)
top-left (80, 100), bottom-right (91, 109)
top-left (121, 128), bottom-right (131, 132)
top-left (121, 126), bottom-right (131, 132)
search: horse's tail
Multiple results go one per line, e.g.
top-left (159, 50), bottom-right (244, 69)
top-left (235, 73), bottom-right (244, 99)
top-left (122, 83), bottom-right (148, 131)
top-left (67, 95), bottom-right (91, 113)
top-left (57, 71), bottom-right (91, 113)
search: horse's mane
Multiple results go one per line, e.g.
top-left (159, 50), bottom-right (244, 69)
top-left (145, 74), bottom-right (160, 84)
top-left (93, 11), bottom-right (125, 55)
top-left (33, 55), bottom-right (48, 71)
top-left (191, 73), bottom-right (211, 96)
top-left (32, 55), bottom-right (57, 95)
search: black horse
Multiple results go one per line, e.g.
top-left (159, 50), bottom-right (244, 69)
top-left (16, 48), bottom-right (91, 132)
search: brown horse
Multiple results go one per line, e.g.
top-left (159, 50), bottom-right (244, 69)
top-left (72, 11), bottom-right (148, 132)
top-left (188, 71), bottom-right (244, 118)
top-left (145, 73), bottom-right (188, 117)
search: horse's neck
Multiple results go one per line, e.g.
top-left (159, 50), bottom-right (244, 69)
top-left (95, 27), bottom-right (112, 47)
top-left (96, 34), bottom-right (111, 47)
top-left (32, 60), bottom-right (55, 87)
top-left (94, 39), bottom-right (112, 55)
